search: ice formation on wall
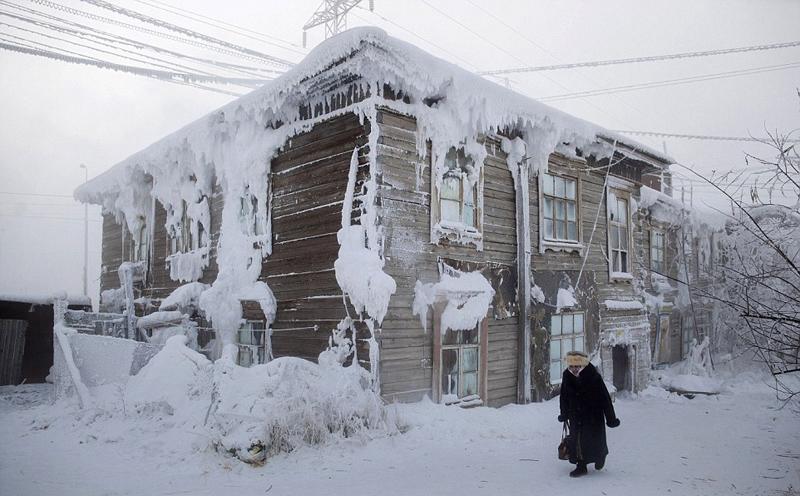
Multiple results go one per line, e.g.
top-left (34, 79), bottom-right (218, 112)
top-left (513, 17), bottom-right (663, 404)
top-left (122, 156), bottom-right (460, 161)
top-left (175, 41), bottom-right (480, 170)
top-left (412, 270), bottom-right (495, 333)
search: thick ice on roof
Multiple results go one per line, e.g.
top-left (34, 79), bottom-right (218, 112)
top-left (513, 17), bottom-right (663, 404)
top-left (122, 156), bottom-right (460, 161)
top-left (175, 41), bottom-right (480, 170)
top-left (75, 27), bottom-right (670, 202)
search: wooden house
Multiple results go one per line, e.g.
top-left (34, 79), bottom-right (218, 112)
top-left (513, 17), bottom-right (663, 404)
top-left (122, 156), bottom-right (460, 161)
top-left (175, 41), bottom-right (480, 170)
top-left (76, 28), bottom-right (676, 406)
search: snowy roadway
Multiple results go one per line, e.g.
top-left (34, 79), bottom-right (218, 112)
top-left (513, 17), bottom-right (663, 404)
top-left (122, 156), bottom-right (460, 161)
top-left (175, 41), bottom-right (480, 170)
top-left (1, 377), bottom-right (798, 496)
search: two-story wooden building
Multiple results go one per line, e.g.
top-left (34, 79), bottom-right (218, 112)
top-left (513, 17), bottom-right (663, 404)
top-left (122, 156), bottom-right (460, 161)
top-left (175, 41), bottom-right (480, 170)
top-left (76, 27), bottom-right (675, 406)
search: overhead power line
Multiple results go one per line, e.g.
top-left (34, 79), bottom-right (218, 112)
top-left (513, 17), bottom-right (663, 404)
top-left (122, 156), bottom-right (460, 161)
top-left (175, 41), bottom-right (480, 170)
top-left (0, 41), bottom-right (251, 95)
top-left (0, 7), bottom-right (280, 77)
top-left (70, 0), bottom-right (295, 67)
top-left (479, 40), bottom-right (800, 76)
top-left (10, 0), bottom-right (285, 69)
top-left (539, 61), bottom-right (800, 102)
top-left (129, 0), bottom-right (306, 54)
top-left (613, 130), bottom-right (800, 143)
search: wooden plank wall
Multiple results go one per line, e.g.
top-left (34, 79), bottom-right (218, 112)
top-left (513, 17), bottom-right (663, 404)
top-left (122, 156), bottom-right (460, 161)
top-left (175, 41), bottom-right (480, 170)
top-left (0, 319), bottom-right (26, 385)
top-left (527, 153), bottom-right (656, 400)
top-left (100, 213), bottom-right (125, 293)
top-left (262, 112), bottom-right (370, 363)
top-left (376, 108), bottom-right (519, 407)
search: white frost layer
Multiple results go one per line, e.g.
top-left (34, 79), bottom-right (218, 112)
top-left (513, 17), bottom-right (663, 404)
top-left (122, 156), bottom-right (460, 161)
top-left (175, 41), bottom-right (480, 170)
top-left (603, 299), bottom-right (644, 311)
top-left (333, 146), bottom-right (396, 325)
top-left (136, 311), bottom-right (184, 329)
top-left (166, 247), bottom-right (209, 283)
top-left (334, 225), bottom-right (396, 324)
top-left (556, 286), bottom-right (577, 313)
top-left (159, 282), bottom-right (209, 311)
top-left (125, 335), bottom-right (211, 417)
top-left (412, 270), bottom-right (494, 333)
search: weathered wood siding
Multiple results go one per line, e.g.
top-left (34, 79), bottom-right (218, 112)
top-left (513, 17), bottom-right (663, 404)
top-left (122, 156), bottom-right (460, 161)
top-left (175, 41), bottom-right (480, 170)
top-left (529, 153), bottom-right (657, 399)
top-left (376, 108), bottom-right (519, 407)
top-left (100, 213), bottom-right (124, 293)
top-left (262, 113), bottom-right (370, 363)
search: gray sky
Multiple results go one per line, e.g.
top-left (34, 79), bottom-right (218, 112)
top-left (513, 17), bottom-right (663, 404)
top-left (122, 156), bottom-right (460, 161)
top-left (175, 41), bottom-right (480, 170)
top-left (1, 0), bottom-right (798, 304)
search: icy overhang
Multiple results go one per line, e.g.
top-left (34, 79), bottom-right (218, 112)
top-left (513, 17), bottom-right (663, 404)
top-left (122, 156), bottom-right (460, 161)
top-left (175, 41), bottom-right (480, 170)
top-left (75, 26), bottom-right (672, 203)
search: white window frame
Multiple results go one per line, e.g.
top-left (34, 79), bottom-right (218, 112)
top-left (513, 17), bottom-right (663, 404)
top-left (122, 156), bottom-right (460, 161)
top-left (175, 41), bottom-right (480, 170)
top-left (439, 325), bottom-right (481, 404)
top-left (606, 180), bottom-right (634, 281)
top-left (549, 311), bottom-right (586, 384)
top-left (431, 146), bottom-right (484, 248)
top-left (539, 172), bottom-right (582, 254)
top-left (650, 229), bottom-right (665, 274)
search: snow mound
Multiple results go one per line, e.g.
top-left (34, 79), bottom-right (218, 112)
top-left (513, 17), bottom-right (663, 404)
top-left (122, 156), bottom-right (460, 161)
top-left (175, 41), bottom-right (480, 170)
top-left (125, 335), bottom-right (211, 417)
top-left (210, 355), bottom-right (398, 463)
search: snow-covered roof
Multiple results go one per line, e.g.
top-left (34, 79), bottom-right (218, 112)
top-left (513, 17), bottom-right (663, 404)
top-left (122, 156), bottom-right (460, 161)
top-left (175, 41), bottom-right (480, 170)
top-left (0, 292), bottom-right (91, 306)
top-left (75, 27), bottom-right (671, 202)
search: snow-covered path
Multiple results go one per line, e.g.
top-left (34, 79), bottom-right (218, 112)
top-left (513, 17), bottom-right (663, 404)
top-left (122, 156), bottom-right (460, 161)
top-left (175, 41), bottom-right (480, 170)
top-left (1, 380), bottom-right (798, 496)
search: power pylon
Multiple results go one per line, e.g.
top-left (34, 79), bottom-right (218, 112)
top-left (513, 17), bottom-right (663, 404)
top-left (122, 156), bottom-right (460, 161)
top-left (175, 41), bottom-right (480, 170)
top-left (303, 0), bottom-right (374, 47)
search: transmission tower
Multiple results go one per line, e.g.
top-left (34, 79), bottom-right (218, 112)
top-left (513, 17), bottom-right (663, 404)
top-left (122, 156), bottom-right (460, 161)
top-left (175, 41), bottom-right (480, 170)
top-left (302, 0), bottom-right (374, 47)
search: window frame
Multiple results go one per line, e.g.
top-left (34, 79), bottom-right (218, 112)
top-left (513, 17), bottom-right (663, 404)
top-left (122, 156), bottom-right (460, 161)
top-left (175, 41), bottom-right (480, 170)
top-left (430, 146), bottom-right (484, 249)
top-left (549, 311), bottom-right (586, 384)
top-left (538, 170), bottom-right (584, 255)
top-left (432, 300), bottom-right (489, 405)
top-left (606, 182), bottom-right (634, 281)
top-left (650, 229), bottom-right (665, 274)
top-left (236, 320), bottom-right (270, 367)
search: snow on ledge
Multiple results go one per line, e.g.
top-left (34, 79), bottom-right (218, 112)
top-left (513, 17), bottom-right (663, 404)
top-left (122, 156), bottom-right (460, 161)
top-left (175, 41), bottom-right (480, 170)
top-left (603, 299), bottom-right (645, 311)
top-left (0, 292), bottom-right (91, 306)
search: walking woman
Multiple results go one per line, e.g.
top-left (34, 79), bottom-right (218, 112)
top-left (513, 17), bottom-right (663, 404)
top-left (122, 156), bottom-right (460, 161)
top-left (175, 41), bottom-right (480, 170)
top-left (558, 351), bottom-right (620, 477)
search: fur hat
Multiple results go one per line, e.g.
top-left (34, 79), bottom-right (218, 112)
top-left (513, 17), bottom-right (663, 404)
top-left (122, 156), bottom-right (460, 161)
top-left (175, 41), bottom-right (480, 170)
top-left (565, 351), bottom-right (589, 367)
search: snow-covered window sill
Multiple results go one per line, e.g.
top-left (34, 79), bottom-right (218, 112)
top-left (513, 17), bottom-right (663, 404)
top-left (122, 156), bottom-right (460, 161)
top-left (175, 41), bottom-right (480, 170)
top-left (432, 223), bottom-right (484, 251)
top-left (541, 239), bottom-right (584, 255)
top-left (609, 272), bottom-right (634, 283)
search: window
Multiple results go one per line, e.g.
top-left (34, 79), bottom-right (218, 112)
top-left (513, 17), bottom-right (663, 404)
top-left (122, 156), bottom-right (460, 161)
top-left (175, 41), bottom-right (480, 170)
top-left (431, 147), bottom-right (483, 248)
top-left (168, 199), bottom-right (208, 255)
top-left (609, 192), bottom-right (630, 274)
top-left (440, 325), bottom-right (480, 403)
top-left (651, 230), bottom-right (665, 274)
top-left (549, 312), bottom-right (585, 383)
top-left (438, 148), bottom-right (478, 230)
top-left (134, 220), bottom-right (148, 262)
top-left (542, 173), bottom-right (578, 242)
top-left (237, 320), bottom-right (269, 367)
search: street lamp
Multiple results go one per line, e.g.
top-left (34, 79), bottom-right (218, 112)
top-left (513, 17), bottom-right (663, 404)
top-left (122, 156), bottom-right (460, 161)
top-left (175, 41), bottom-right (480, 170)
top-left (79, 164), bottom-right (88, 298)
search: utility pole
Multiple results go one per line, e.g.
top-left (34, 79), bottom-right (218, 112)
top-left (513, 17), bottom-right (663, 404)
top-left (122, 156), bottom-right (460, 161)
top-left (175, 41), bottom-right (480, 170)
top-left (79, 163), bottom-right (88, 298)
top-left (302, 0), bottom-right (373, 47)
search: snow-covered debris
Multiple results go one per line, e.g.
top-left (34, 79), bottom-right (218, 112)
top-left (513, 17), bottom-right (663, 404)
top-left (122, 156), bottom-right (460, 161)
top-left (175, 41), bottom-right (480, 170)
top-left (412, 270), bottom-right (494, 333)
top-left (125, 335), bottom-right (211, 417)
top-left (210, 352), bottom-right (397, 463)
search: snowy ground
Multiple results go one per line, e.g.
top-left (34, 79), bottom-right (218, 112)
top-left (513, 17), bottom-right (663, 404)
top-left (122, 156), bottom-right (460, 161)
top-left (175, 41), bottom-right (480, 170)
top-left (1, 375), bottom-right (798, 496)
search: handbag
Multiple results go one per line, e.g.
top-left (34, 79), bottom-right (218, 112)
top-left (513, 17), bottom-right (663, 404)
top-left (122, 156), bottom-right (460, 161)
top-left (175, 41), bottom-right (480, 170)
top-left (558, 421), bottom-right (572, 460)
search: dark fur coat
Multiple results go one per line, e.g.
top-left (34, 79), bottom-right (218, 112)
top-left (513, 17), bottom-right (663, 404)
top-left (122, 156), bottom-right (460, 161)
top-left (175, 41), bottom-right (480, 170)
top-left (559, 363), bottom-right (618, 464)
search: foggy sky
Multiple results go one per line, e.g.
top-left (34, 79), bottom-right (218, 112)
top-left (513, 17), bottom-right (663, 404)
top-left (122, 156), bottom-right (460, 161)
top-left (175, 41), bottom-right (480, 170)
top-left (1, 0), bottom-right (798, 305)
